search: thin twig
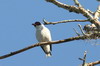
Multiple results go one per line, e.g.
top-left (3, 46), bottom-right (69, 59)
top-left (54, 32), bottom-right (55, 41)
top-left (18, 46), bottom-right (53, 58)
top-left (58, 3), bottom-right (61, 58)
top-left (73, 28), bottom-right (81, 36)
top-left (87, 9), bottom-right (94, 15)
top-left (43, 19), bottom-right (89, 25)
top-left (78, 24), bottom-right (86, 35)
top-left (73, 0), bottom-right (82, 7)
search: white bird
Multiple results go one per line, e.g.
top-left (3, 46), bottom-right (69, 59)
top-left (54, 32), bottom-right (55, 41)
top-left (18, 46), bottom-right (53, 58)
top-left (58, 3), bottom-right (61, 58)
top-left (32, 22), bottom-right (52, 57)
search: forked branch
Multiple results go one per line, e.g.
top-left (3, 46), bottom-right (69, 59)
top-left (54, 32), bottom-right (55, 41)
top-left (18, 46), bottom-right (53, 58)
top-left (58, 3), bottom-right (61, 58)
top-left (79, 51), bottom-right (100, 66)
top-left (45, 0), bottom-right (100, 28)
top-left (79, 51), bottom-right (87, 66)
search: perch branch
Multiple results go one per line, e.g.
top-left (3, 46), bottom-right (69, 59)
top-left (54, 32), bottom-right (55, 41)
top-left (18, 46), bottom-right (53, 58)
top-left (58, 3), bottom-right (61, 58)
top-left (43, 19), bottom-right (89, 25)
top-left (0, 33), bottom-right (100, 59)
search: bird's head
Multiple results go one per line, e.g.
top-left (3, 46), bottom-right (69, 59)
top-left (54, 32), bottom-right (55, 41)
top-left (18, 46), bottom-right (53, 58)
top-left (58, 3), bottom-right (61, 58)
top-left (32, 22), bottom-right (41, 27)
top-left (32, 22), bottom-right (44, 30)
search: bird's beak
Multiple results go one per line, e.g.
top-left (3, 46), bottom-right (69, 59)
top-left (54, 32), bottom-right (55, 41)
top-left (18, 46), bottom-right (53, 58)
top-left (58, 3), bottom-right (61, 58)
top-left (32, 23), bottom-right (36, 27)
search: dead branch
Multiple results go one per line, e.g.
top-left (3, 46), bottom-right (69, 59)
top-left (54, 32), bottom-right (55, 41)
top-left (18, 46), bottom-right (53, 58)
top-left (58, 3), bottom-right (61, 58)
top-left (78, 24), bottom-right (86, 35)
top-left (0, 33), bottom-right (100, 59)
top-left (45, 0), bottom-right (100, 28)
top-left (73, 28), bottom-right (81, 36)
top-left (79, 51), bottom-right (87, 66)
top-left (87, 9), bottom-right (94, 15)
top-left (79, 51), bottom-right (100, 66)
top-left (73, 0), bottom-right (82, 7)
top-left (94, 5), bottom-right (100, 20)
top-left (43, 19), bottom-right (89, 25)
top-left (87, 60), bottom-right (100, 66)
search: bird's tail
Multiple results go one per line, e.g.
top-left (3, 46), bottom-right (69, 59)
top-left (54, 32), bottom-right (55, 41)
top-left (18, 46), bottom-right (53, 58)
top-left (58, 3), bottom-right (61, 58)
top-left (46, 53), bottom-right (52, 57)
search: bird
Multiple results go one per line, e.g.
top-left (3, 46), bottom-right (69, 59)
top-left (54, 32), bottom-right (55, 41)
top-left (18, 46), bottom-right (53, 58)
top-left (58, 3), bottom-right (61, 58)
top-left (32, 22), bottom-right (52, 57)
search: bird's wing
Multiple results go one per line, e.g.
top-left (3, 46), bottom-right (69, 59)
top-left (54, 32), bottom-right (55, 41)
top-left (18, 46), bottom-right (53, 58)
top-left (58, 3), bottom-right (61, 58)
top-left (43, 28), bottom-right (52, 51)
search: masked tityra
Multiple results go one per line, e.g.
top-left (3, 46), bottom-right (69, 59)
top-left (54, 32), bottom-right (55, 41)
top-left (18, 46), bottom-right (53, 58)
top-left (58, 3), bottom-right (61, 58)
top-left (32, 22), bottom-right (52, 57)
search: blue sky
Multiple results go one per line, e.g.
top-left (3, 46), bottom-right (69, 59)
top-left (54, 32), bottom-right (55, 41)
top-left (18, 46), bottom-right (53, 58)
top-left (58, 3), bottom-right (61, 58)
top-left (0, 0), bottom-right (100, 66)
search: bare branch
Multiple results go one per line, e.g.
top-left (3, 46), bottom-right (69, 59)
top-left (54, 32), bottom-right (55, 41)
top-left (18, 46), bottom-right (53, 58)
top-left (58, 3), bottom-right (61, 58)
top-left (46, 0), bottom-right (55, 2)
top-left (73, 28), bottom-right (81, 36)
top-left (45, 0), bottom-right (84, 14)
top-left (0, 33), bottom-right (100, 59)
top-left (73, 0), bottom-right (82, 7)
top-left (79, 51), bottom-right (87, 66)
top-left (78, 24), bottom-right (86, 35)
top-left (87, 9), bottom-right (94, 15)
top-left (43, 19), bottom-right (89, 25)
top-left (94, 5), bottom-right (100, 20)
top-left (87, 60), bottom-right (100, 66)
top-left (82, 51), bottom-right (87, 66)
top-left (45, 0), bottom-right (100, 28)
top-left (79, 51), bottom-right (100, 66)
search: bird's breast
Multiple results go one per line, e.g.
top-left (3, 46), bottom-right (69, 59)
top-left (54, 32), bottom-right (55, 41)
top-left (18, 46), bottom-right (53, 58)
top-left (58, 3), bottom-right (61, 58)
top-left (36, 29), bottom-right (51, 42)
